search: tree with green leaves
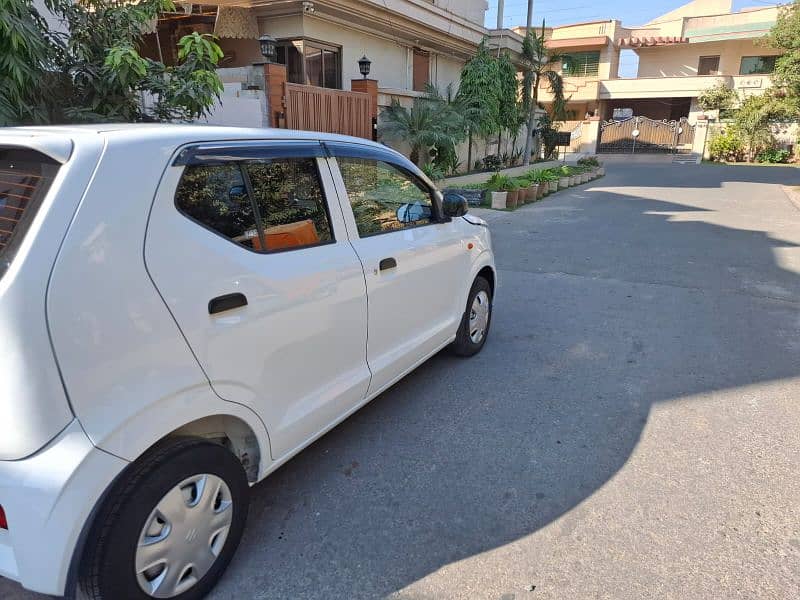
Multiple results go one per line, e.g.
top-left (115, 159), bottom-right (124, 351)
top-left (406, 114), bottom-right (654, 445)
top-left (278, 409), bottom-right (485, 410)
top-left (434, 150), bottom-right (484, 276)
top-left (697, 81), bottom-right (738, 115)
top-left (456, 41), bottom-right (502, 170)
top-left (378, 95), bottom-right (464, 167)
top-left (0, 0), bottom-right (224, 125)
top-left (733, 94), bottom-right (793, 161)
top-left (495, 51), bottom-right (521, 157)
top-left (520, 21), bottom-right (566, 166)
top-left (767, 0), bottom-right (800, 105)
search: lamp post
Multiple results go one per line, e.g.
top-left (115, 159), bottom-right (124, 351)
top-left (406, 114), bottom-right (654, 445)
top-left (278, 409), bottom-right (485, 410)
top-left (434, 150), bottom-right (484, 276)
top-left (358, 55), bottom-right (372, 79)
top-left (259, 34), bottom-right (277, 63)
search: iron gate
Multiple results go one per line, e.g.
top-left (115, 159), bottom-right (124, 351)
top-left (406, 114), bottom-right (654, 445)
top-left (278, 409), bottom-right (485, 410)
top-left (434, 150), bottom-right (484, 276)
top-left (598, 116), bottom-right (695, 154)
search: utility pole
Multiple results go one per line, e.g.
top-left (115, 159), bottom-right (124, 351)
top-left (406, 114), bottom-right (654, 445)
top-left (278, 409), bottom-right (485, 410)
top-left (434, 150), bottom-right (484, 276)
top-left (497, 0), bottom-right (505, 30)
top-left (526, 0), bottom-right (534, 31)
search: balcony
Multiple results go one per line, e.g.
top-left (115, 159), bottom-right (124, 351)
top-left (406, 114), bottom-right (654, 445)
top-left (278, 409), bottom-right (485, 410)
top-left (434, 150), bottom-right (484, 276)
top-left (599, 75), bottom-right (773, 99)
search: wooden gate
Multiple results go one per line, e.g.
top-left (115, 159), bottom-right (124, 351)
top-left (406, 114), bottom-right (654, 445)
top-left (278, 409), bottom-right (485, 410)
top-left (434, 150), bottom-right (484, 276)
top-left (598, 116), bottom-right (695, 154)
top-left (284, 83), bottom-right (372, 139)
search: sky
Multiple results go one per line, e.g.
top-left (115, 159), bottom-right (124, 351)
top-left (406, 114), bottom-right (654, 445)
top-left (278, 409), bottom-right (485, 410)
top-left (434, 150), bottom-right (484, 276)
top-left (484, 0), bottom-right (781, 77)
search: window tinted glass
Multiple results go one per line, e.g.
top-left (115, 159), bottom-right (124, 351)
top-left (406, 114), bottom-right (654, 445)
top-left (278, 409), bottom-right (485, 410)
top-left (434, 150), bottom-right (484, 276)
top-left (175, 164), bottom-right (259, 249)
top-left (739, 56), bottom-right (777, 75)
top-left (245, 158), bottom-right (333, 251)
top-left (337, 158), bottom-right (434, 237)
top-left (697, 56), bottom-right (720, 76)
top-left (0, 148), bottom-right (59, 277)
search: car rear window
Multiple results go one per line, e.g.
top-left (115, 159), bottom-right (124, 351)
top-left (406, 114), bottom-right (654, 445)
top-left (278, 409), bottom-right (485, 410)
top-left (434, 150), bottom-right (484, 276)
top-left (0, 147), bottom-right (59, 277)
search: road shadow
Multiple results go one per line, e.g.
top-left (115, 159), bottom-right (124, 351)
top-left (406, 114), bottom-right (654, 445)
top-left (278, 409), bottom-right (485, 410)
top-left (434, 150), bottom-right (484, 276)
top-left (206, 174), bottom-right (800, 598)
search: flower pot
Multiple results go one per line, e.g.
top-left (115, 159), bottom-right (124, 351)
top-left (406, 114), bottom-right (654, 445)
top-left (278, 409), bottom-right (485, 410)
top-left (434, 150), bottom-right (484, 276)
top-left (490, 190), bottom-right (508, 209)
top-left (598, 167), bottom-right (605, 176)
top-left (537, 182), bottom-right (547, 199)
top-left (581, 173), bottom-right (589, 184)
top-left (526, 185), bottom-right (537, 202)
top-left (558, 176), bottom-right (570, 190)
top-left (506, 189), bottom-right (519, 208)
top-left (548, 180), bottom-right (558, 193)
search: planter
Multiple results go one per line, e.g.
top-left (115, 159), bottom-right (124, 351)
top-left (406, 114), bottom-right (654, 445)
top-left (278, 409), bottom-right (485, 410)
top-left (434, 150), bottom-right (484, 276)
top-left (558, 176), bottom-right (570, 190)
top-left (489, 190), bottom-right (508, 209)
top-left (548, 180), bottom-right (558, 193)
top-left (598, 167), bottom-right (606, 176)
top-left (506, 189), bottom-right (519, 209)
top-left (581, 173), bottom-right (589, 184)
top-left (566, 175), bottom-right (575, 186)
top-left (590, 168), bottom-right (598, 179)
top-left (526, 185), bottom-right (537, 202)
top-left (537, 182), bottom-right (547, 199)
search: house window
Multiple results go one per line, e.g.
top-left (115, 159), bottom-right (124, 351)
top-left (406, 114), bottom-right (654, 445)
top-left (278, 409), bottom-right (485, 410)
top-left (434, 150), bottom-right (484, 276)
top-left (561, 51), bottom-right (600, 78)
top-left (739, 56), bottom-right (777, 75)
top-left (697, 56), bottom-right (720, 76)
top-left (277, 38), bottom-right (341, 89)
top-left (413, 49), bottom-right (430, 92)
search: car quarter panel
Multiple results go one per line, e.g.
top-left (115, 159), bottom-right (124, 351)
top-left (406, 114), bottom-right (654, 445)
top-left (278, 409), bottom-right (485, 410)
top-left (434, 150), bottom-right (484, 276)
top-left (45, 135), bottom-right (270, 469)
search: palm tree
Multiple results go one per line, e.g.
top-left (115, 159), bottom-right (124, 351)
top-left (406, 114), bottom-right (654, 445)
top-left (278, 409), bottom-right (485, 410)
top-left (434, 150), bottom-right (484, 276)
top-left (379, 91), bottom-right (465, 168)
top-left (521, 21), bottom-right (567, 166)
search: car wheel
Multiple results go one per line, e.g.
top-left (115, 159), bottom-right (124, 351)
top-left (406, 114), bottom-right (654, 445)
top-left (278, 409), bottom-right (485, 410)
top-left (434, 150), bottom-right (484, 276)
top-left (452, 276), bottom-right (493, 357)
top-left (80, 438), bottom-right (249, 600)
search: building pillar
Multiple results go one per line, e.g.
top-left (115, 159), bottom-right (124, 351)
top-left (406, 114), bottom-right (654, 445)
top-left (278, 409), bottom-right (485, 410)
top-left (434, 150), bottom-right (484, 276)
top-left (580, 116), bottom-right (601, 155)
top-left (263, 62), bottom-right (287, 128)
top-left (351, 78), bottom-right (379, 141)
top-left (693, 115), bottom-right (710, 163)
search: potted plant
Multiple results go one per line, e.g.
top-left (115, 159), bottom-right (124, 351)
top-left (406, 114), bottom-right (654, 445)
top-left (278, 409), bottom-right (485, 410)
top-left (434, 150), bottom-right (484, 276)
top-left (504, 179), bottom-right (521, 208)
top-left (557, 166), bottom-right (571, 189)
top-left (518, 177), bottom-right (536, 203)
top-left (484, 173), bottom-right (510, 209)
top-left (544, 169), bottom-right (559, 193)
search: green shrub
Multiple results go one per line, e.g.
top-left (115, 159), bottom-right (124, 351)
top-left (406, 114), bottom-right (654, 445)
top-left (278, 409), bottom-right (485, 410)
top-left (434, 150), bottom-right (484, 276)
top-left (485, 173), bottom-right (515, 191)
top-left (577, 156), bottom-right (600, 168)
top-left (483, 155), bottom-right (504, 171)
top-left (756, 148), bottom-right (791, 163)
top-left (708, 129), bottom-right (746, 162)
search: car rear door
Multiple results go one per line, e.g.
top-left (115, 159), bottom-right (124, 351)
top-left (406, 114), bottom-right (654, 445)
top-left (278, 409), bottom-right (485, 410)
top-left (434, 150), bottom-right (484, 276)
top-left (324, 142), bottom-right (471, 396)
top-left (145, 140), bottom-right (370, 459)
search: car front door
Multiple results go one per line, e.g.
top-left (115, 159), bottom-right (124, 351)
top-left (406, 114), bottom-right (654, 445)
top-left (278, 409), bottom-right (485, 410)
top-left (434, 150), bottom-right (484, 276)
top-left (325, 143), bottom-right (471, 396)
top-left (145, 141), bottom-right (370, 459)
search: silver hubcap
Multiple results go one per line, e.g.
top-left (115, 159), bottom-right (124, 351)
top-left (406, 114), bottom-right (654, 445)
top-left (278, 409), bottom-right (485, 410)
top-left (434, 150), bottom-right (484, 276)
top-left (135, 474), bottom-right (233, 598)
top-left (469, 290), bottom-right (491, 344)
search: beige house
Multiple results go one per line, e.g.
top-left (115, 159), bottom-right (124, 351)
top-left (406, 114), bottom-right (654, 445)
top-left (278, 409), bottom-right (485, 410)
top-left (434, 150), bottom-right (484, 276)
top-left (512, 0), bottom-right (784, 127)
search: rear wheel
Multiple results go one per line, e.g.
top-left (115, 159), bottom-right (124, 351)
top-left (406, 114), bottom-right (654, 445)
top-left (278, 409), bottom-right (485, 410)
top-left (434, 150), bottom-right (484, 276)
top-left (80, 438), bottom-right (249, 600)
top-left (452, 276), bottom-right (493, 357)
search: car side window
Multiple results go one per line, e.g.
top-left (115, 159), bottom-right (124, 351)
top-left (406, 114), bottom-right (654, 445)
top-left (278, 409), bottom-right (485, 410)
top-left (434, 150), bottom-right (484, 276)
top-left (175, 164), bottom-right (259, 249)
top-left (175, 157), bottom-right (333, 253)
top-left (336, 157), bottom-right (434, 237)
top-left (244, 158), bottom-right (333, 251)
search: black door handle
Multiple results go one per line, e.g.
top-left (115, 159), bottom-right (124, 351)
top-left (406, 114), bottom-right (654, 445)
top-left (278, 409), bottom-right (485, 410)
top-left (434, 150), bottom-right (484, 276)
top-left (209, 293), bottom-right (248, 315)
top-left (379, 257), bottom-right (397, 271)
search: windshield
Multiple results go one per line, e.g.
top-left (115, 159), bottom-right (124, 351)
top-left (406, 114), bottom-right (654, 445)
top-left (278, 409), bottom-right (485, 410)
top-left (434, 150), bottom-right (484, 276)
top-left (0, 147), bottom-right (59, 278)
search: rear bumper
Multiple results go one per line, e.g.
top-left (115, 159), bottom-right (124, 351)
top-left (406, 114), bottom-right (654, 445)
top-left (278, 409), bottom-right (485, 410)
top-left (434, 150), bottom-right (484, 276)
top-left (0, 420), bottom-right (128, 595)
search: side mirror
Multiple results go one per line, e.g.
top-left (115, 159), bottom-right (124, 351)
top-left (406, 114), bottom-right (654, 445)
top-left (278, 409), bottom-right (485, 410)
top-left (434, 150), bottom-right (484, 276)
top-left (396, 202), bottom-right (430, 224)
top-left (442, 193), bottom-right (468, 218)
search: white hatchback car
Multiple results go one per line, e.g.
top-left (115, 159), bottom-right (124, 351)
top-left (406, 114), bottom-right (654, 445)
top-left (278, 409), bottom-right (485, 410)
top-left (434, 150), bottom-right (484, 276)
top-left (0, 125), bottom-right (495, 599)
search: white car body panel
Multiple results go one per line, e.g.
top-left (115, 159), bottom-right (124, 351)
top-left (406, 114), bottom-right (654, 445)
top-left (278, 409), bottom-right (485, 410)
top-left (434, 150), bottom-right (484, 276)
top-left (0, 124), bottom-right (495, 597)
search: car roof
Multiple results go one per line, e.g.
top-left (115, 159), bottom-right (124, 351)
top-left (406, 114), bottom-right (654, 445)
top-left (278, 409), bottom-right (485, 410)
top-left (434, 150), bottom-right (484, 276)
top-left (0, 124), bottom-right (394, 163)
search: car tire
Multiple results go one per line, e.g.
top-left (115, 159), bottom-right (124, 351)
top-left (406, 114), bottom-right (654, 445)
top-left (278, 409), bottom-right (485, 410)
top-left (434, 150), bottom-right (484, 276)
top-left (451, 276), bottom-right (493, 357)
top-left (80, 437), bottom-right (249, 600)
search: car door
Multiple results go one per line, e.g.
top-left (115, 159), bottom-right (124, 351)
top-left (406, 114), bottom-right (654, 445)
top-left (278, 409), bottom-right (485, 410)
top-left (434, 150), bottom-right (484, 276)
top-left (325, 142), bottom-right (471, 396)
top-left (145, 140), bottom-right (370, 460)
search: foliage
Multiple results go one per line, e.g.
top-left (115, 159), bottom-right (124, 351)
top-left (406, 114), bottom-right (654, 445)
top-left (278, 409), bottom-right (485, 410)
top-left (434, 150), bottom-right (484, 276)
top-left (520, 21), bottom-right (567, 165)
top-left (0, 0), bottom-right (224, 125)
top-left (496, 51), bottom-right (522, 138)
top-left (482, 155), bottom-right (504, 171)
top-left (733, 94), bottom-right (793, 161)
top-left (421, 162), bottom-right (446, 182)
top-left (456, 41), bottom-right (502, 139)
top-left (537, 113), bottom-right (561, 160)
top-left (379, 95), bottom-right (464, 167)
top-left (485, 173), bottom-right (516, 192)
top-left (756, 147), bottom-right (791, 163)
top-left (697, 82), bottom-right (738, 113)
top-left (767, 0), bottom-right (800, 101)
top-left (708, 129), bottom-right (746, 162)
top-left (577, 156), bottom-right (600, 167)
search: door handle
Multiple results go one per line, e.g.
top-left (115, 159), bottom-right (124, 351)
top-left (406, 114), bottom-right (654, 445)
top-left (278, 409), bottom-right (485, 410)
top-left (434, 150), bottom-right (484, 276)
top-left (208, 293), bottom-right (248, 315)
top-left (379, 257), bottom-right (397, 271)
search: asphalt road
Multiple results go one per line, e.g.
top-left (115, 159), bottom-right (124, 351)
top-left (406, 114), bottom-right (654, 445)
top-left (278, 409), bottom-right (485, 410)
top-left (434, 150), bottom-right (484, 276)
top-left (4, 160), bottom-right (800, 600)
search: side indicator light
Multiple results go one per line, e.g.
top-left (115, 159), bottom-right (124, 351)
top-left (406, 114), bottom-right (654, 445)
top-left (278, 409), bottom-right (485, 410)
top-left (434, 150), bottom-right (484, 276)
top-left (0, 505), bottom-right (7, 530)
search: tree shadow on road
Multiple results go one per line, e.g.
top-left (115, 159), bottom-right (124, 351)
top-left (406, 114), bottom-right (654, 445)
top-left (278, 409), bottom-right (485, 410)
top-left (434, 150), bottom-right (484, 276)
top-left (209, 181), bottom-right (800, 599)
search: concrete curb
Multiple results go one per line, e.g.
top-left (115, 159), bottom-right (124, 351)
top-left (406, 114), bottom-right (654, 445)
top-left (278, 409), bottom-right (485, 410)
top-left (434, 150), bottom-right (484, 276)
top-left (782, 185), bottom-right (800, 211)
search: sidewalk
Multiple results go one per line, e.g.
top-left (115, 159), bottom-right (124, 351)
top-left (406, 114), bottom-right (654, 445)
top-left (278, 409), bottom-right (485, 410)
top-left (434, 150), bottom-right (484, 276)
top-left (441, 157), bottom-right (576, 187)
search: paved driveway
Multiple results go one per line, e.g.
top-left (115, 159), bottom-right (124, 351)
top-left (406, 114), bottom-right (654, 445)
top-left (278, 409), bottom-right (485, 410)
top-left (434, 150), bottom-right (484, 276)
top-left (4, 161), bottom-right (800, 599)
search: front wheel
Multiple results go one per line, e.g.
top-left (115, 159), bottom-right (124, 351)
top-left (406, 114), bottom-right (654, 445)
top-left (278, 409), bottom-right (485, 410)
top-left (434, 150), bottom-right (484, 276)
top-left (451, 276), bottom-right (493, 357)
top-left (80, 438), bottom-right (249, 600)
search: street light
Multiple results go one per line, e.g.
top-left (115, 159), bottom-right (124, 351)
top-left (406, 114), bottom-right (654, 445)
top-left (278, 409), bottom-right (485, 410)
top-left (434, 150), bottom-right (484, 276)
top-left (358, 55), bottom-right (372, 79)
top-left (259, 34), bottom-right (277, 63)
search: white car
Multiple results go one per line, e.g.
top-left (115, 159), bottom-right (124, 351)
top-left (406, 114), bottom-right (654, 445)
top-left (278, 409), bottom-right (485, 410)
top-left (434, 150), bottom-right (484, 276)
top-left (0, 125), bottom-right (495, 599)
